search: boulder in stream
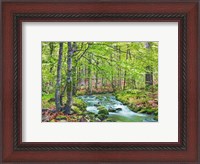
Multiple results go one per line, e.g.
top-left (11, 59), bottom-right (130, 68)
top-left (116, 108), bottom-right (122, 111)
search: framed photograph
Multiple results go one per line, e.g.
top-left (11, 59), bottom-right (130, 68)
top-left (1, 1), bottom-right (199, 163)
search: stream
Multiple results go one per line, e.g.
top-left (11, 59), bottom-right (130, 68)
top-left (78, 94), bottom-right (156, 122)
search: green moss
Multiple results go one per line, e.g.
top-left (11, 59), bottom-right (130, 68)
top-left (98, 109), bottom-right (109, 115)
top-left (71, 106), bottom-right (82, 114)
top-left (96, 106), bottom-right (109, 121)
top-left (115, 89), bottom-right (158, 116)
top-left (73, 97), bottom-right (87, 111)
top-left (56, 115), bottom-right (67, 120)
top-left (138, 109), bottom-right (146, 113)
top-left (154, 110), bottom-right (158, 116)
top-left (154, 115), bottom-right (158, 121)
top-left (97, 106), bottom-right (107, 111)
top-left (76, 90), bottom-right (86, 96)
top-left (42, 93), bottom-right (55, 108)
top-left (97, 114), bottom-right (108, 121)
top-left (42, 100), bottom-right (55, 109)
top-left (146, 108), bottom-right (154, 114)
top-left (42, 93), bottom-right (54, 101)
top-left (96, 95), bottom-right (104, 100)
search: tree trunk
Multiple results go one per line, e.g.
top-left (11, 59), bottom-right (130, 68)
top-left (72, 66), bottom-right (77, 96)
top-left (145, 66), bottom-right (153, 86)
top-left (117, 47), bottom-right (122, 90)
top-left (95, 59), bottom-right (99, 90)
top-left (145, 42), bottom-right (153, 86)
top-left (60, 82), bottom-right (67, 106)
top-left (123, 44), bottom-right (129, 90)
top-left (87, 54), bottom-right (92, 94)
top-left (84, 58), bottom-right (87, 89)
top-left (64, 42), bottom-right (73, 114)
top-left (49, 42), bottom-right (54, 73)
top-left (77, 65), bottom-right (81, 90)
top-left (55, 42), bottom-right (63, 111)
top-left (110, 53), bottom-right (115, 91)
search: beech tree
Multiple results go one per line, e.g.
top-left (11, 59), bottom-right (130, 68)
top-left (55, 42), bottom-right (63, 110)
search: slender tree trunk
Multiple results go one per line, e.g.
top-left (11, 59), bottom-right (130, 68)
top-left (87, 54), bottom-right (92, 94)
top-left (95, 59), bottom-right (99, 90)
top-left (145, 42), bottom-right (153, 86)
top-left (110, 53), bottom-right (115, 91)
top-left (60, 82), bottom-right (67, 106)
top-left (65, 42), bottom-right (73, 114)
top-left (77, 65), bottom-right (81, 90)
top-left (132, 79), bottom-right (136, 89)
top-left (123, 45), bottom-right (129, 90)
top-left (84, 58), bottom-right (87, 89)
top-left (101, 76), bottom-right (104, 90)
top-left (145, 66), bottom-right (153, 86)
top-left (55, 42), bottom-right (63, 111)
top-left (72, 66), bottom-right (77, 95)
top-left (49, 42), bottom-right (54, 73)
top-left (117, 47), bottom-right (121, 90)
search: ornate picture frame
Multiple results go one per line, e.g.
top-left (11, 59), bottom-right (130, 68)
top-left (1, 1), bottom-right (199, 163)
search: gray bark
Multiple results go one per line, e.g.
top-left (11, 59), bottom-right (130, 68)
top-left (95, 59), bottom-right (99, 90)
top-left (65, 42), bottom-right (73, 114)
top-left (55, 42), bottom-right (63, 110)
top-left (87, 54), bottom-right (92, 94)
top-left (123, 44), bottom-right (129, 90)
top-left (145, 42), bottom-right (153, 86)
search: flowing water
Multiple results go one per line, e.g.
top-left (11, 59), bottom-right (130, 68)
top-left (78, 94), bottom-right (156, 122)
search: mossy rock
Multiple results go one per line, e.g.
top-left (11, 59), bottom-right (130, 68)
top-left (56, 115), bottom-right (67, 120)
top-left (98, 110), bottom-right (109, 116)
top-left (108, 108), bottom-right (116, 112)
top-left (73, 98), bottom-right (87, 111)
top-left (146, 108), bottom-right (154, 114)
top-left (132, 107), bottom-right (141, 112)
top-left (96, 95), bottom-right (104, 100)
top-left (97, 106), bottom-right (107, 111)
top-left (116, 108), bottom-right (122, 111)
top-left (154, 115), bottom-right (158, 121)
top-left (97, 106), bottom-right (109, 121)
top-left (97, 114), bottom-right (108, 121)
top-left (71, 106), bottom-right (82, 114)
top-left (95, 118), bottom-right (101, 122)
top-left (94, 103), bottom-right (101, 107)
top-left (154, 110), bottom-right (158, 116)
top-left (85, 113), bottom-right (96, 121)
top-left (138, 109), bottom-right (147, 113)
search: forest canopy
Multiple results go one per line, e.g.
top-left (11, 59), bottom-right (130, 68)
top-left (42, 42), bottom-right (158, 122)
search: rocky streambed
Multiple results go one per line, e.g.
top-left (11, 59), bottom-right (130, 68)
top-left (78, 94), bottom-right (156, 122)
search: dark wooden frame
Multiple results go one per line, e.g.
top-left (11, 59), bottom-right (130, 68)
top-left (1, 1), bottom-right (199, 163)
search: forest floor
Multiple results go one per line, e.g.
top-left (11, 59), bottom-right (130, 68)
top-left (42, 88), bottom-right (158, 122)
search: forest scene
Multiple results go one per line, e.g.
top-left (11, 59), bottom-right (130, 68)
top-left (42, 42), bottom-right (158, 122)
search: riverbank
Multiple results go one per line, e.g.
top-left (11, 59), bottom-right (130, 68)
top-left (42, 92), bottom-right (157, 122)
top-left (115, 89), bottom-right (158, 121)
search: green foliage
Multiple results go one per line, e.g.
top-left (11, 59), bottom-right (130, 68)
top-left (115, 89), bottom-right (158, 119)
top-left (71, 106), bottom-right (82, 114)
top-left (42, 93), bottom-right (55, 108)
top-left (73, 97), bottom-right (87, 111)
top-left (42, 41), bottom-right (158, 99)
top-left (42, 41), bottom-right (158, 122)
